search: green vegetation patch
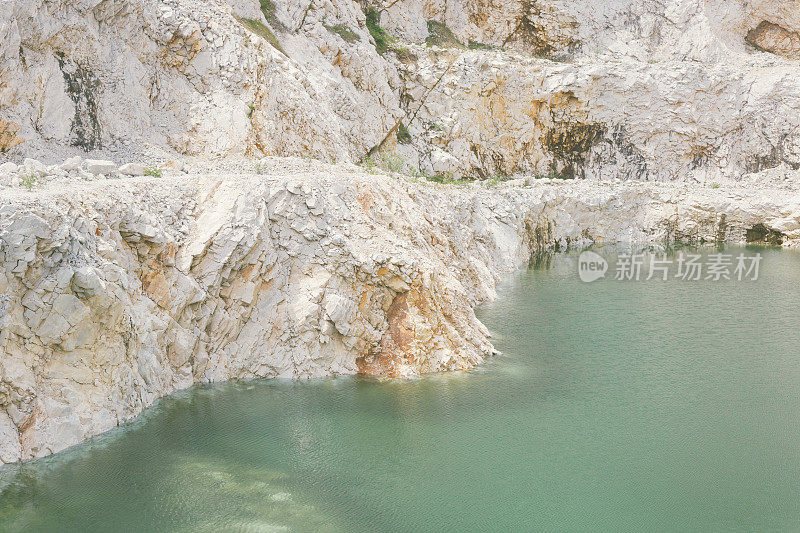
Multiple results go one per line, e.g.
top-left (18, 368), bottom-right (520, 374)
top-left (426, 171), bottom-right (460, 184)
top-left (324, 23), bottom-right (360, 43)
top-left (393, 45), bottom-right (418, 63)
top-left (423, 171), bottom-right (472, 186)
top-left (235, 15), bottom-right (286, 55)
top-left (144, 166), bottom-right (163, 178)
top-left (426, 21), bottom-right (463, 48)
top-left (396, 122), bottom-right (411, 144)
top-left (260, 0), bottom-right (285, 31)
top-left (361, 151), bottom-right (406, 174)
top-left (20, 172), bottom-right (39, 190)
top-left (366, 8), bottom-right (393, 54)
top-left (467, 40), bottom-right (493, 50)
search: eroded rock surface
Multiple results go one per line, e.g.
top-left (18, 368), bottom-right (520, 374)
top-left (748, 21), bottom-right (800, 59)
top-left (2, 158), bottom-right (800, 462)
top-left (1, 0), bottom-right (799, 180)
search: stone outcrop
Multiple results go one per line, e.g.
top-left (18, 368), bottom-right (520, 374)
top-left (0, 121), bottom-right (23, 154)
top-left (2, 158), bottom-right (800, 462)
top-left (394, 47), bottom-right (800, 180)
top-left (0, 0), bottom-right (399, 162)
top-left (747, 21), bottom-right (800, 59)
top-left (1, 0), bottom-right (799, 180)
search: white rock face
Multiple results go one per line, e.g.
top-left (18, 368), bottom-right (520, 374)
top-left (1, 158), bottom-right (799, 462)
top-left (0, 0), bottom-right (798, 181)
top-left (391, 0), bottom-right (800, 179)
top-left (0, 0), bottom-right (400, 164)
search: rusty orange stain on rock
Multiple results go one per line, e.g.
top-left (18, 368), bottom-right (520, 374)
top-left (0, 119), bottom-right (23, 153)
top-left (140, 260), bottom-right (171, 308)
top-left (358, 290), bottom-right (371, 313)
top-left (157, 241), bottom-right (177, 266)
top-left (357, 190), bottom-right (374, 213)
top-left (357, 288), bottom-right (440, 377)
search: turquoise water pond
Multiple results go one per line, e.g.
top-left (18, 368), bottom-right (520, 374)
top-left (1, 246), bottom-right (799, 532)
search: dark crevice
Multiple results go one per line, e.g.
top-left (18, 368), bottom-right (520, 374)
top-left (746, 223), bottom-right (784, 245)
top-left (745, 134), bottom-right (800, 173)
top-left (544, 121), bottom-right (604, 179)
top-left (56, 52), bottom-right (102, 151)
